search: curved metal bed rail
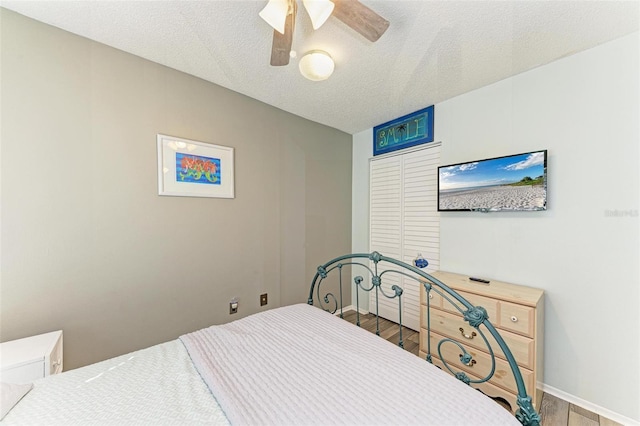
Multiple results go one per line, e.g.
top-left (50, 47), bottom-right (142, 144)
top-left (308, 251), bottom-right (540, 426)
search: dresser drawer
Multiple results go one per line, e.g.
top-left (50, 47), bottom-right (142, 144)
top-left (439, 290), bottom-right (499, 323)
top-left (422, 306), bottom-right (534, 370)
top-left (499, 301), bottom-right (535, 338)
top-left (421, 330), bottom-right (534, 395)
top-left (421, 351), bottom-right (521, 414)
top-left (421, 284), bottom-right (443, 309)
top-left (0, 361), bottom-right (43, 384)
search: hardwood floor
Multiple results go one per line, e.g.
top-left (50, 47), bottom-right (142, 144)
top-left (340, 310), bottom-right (621, 426)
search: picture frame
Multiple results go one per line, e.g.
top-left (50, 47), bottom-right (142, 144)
top-left (373, 105), bottom-right (434, 156)
top-left (157, 134), bottom-right (235, 198)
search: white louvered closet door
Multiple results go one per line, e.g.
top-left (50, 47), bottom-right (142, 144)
top-left (369, 155), bottom-right (403, 328)
top-left (369, 145), bottom-right (440, 331)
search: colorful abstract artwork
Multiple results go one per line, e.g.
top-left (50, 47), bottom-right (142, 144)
top-left (157, 134), bottom-right (234, 198)
top-left (176, 153), bottom-right (221, 185)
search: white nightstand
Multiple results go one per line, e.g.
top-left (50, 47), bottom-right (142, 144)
top-left (0, 331), bottom-right (63, 384)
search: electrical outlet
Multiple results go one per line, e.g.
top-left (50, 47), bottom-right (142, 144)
top-left (229, 298), bottom-right (238, 314)
top-left (260, 293), bottom-right (268, 306)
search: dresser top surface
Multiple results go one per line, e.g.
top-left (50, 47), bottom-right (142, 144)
top-left (429, 271), bottom-right (544, 307)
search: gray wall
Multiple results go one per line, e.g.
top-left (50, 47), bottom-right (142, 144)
top-left (0, 10), bottom-right (352, 370)
top-left (353, 32), bottom-right (639, 423)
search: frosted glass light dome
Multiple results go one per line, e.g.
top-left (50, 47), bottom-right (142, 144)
top-left (298, 50), bottom-right (335, 81)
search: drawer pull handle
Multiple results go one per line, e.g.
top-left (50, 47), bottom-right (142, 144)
top-left (510, 316), bottom-right (518, 323)
top-left (459, 353), bottom-right (476, 367)
top-left (459, 327), bottom-right (476, 340)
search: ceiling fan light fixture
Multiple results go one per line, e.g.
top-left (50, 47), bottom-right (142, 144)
top-left (302, 0), bottom-right (335, 30)
top-left (299, 50), bottom-right (334, 81)
top-left (259, 0), bottom-right (290, 34)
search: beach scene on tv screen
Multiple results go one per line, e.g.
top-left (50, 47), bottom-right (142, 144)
top-left (439, 151), bottom-right (546, 211)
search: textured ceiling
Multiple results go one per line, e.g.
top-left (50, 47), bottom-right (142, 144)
top-left (1, 1), bottom-right (638, 134)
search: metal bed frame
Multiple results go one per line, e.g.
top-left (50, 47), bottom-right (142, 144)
top-left (308, 251), bottom-right (540, 426)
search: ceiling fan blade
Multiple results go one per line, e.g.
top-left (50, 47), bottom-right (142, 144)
top-left (332, 0), bottom-right (389, 42)
top-left (270, 2), bottom-right (296, 66)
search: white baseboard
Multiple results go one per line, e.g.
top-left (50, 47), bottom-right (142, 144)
top-left (335, 305), bottom-right (369, 315)
top-left (539, 383), bottom-right (639, 426)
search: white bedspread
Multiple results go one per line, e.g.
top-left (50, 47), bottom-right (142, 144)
top-left (1, 340), bottom-right (229, 425)
top-left (181, 303), bottom-right (520, 426)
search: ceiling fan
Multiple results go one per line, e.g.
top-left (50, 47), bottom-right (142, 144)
top-left (259, 0), bottom-right (390, 66)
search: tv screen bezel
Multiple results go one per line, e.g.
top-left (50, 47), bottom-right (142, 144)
top-left (437, 149), bottom-right (548, 212)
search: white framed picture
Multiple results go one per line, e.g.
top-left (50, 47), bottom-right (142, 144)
top-left (157, 134), bottom-right (235, 199)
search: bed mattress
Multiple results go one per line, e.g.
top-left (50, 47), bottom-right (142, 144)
top-left (2, 304), bottom-right (520, 425)
top-left (182, 303), bottom-right (520, 425)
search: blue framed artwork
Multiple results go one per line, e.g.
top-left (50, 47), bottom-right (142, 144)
top-left (157, 134), bottom-right (235, 198)
top-left (373, 105), bottom-right (434, 156)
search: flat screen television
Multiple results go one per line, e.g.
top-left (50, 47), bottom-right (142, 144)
top-left (438, 150), bottom-right (547, 212)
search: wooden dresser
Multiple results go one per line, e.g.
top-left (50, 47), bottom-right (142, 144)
top-left (418, 271), bottom-right (544, 413)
